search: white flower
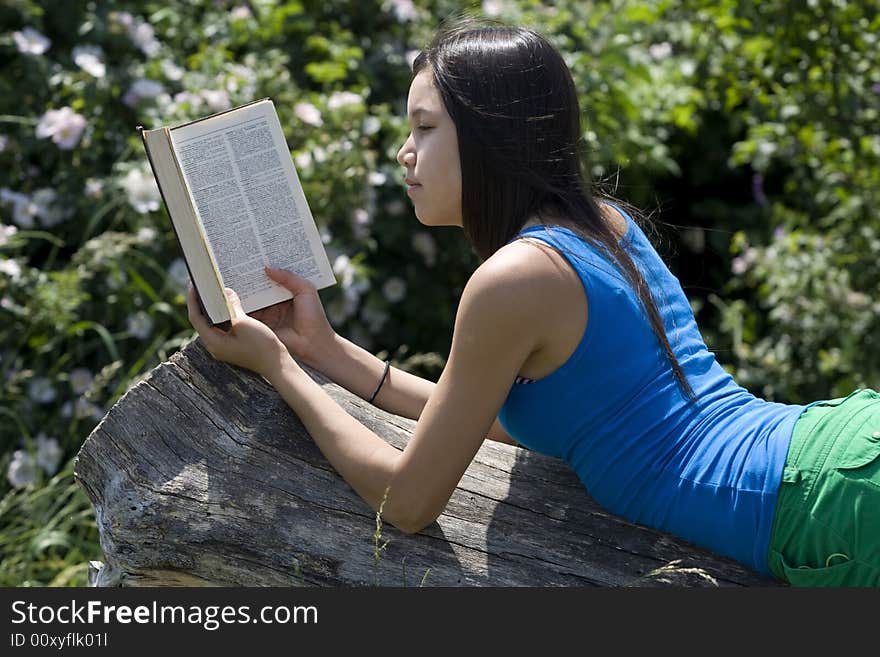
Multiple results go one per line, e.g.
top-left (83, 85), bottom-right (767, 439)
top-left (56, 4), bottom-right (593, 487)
top-left (130, 21), bottom-right (160, 57)
top-left (1, 189), bottom-right (36, 228)
top-left (137, 226), bottom-right (157, 241)
top-left (231, 5), bottom-right (252, 19)
top-left (72, 45), bottom-right (106, 78)
top-left (120, 167), bottom-right (160, 214)
top-left (30, 188), bottom-right (65, 227)
top-left (200, 89), bottom-right (230, 112)
top-left (167, 258), bottom-right (190, 290)
top-left (294, 102), bottom-right (323, 127)
top-left (224, 64), bottom-right (256, 95)
top-left (327, 91), bottom-right (361, 110)
top-left (36, 107), bottom-right (87, 149)
top-left (648, 42), bottom-right (673, 61)
top-left (85, 178), bottom-right (103, 198)
top-left (0, 223), bottom-right (17, 247)
top-left (352, 208), bottom-right (370, 239)
top-left (0, 134), bottom-right (8, 152)
top-left (294, 152), bottom-right (312, 170)
top-left (13, 27), bottom-right (50, 55)
top-left (482, 0), bottom-right (506, 17)
top-left (405, 50), bottom-right (420, 69)
top-left (35, 433), bottom-right (63, 475)
top-left (352, 208), bottom-right (370, 226)
top-left (171, 91), bottom-right (204, 114)
top-left (846, 291), bottom-right (870, 308)
top-left (161, 60), bottom-right (185, 81)
top-left (110, 11), bottom-right (135, 29)
top-left (313, 147), bottom-right (327, 163)
top-left (122, 79), bottom-right (164, 108)
top-left (69, 367), bottom-right (94, 394)
top-left (368, 171), bottom-right (387, 186)
top-left (333, 254), bottom-right (357, 287)
top-left (382, 277), bottom-right (406, 303)
top-left (412, 232), bottom-right (437, 266)
top-left (28, 377), bottom-right (56, 404)
top-left (127, 311), bottom-right (154, 339)
top-left (0, 258), bottom-right (22, 280)
top-left (388, 0), bottom-right (418, 22)
top-left (13, 201), bottom-right (37, 228)
top-left (362, 116), bottom-right (381, 135)
top-left (7, 450), bottom-right (37, 489)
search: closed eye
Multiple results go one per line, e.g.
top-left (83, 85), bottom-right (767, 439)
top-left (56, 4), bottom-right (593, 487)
top-left (416, 125), bottom-right (434, 132)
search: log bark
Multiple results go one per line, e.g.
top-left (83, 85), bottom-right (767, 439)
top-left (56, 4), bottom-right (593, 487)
top-left (74, 338), bottom-right (780, 587)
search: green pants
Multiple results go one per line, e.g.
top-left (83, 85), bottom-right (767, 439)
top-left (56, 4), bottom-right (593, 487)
top-left (767, 388), bottom-right (880, 586)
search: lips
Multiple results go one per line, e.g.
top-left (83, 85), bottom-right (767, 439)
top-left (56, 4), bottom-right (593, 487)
top-left (404, 177), bottom-right (421, 187)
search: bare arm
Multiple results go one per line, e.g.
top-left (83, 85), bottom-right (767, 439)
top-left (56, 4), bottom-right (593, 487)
top-left (190, 250), bottom-right (537, 534)
top-left (317, 334), bottom-right (518, 445)
top-left (255, 316), bottom-right (519, 532)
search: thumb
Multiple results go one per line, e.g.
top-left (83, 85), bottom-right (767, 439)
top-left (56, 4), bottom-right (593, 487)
top-left (264, 266), bottom-right (314, 294)
top-left (224, 287), bottom-right (244, 319)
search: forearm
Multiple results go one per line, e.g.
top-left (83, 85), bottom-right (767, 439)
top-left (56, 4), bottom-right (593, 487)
top-left (314, 334), bottom-right (435, 421)
top-left (314, 334), bottom-right (517, 444)
top-left (267, 356), bottom-right (417, 527)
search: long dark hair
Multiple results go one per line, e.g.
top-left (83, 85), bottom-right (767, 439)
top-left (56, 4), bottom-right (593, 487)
top-left (413, 19), bottom-right (696, 401)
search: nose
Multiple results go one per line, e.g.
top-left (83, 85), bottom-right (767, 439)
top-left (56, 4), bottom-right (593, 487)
top-left (397, 132), bottom-right (415, 168)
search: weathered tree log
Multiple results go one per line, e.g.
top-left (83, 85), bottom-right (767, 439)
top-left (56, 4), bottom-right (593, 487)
top-left (74, 338), bottom-right (781, 587)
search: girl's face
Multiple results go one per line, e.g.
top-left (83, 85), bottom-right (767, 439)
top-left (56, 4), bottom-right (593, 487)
top-left (396, 70), bottom-right (462, 227)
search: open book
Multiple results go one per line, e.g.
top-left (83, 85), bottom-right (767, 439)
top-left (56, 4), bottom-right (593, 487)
top-left (139, 98), bottom-right (336, 329)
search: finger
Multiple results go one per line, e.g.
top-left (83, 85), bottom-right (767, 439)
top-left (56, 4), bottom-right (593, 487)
top-left (186, 286), bottom-right (226, 348)
top-left (186, 287), bottom-right (226, 355)
top-left (264, 266), bottom-right (314, 295)
top-left (186, 286), bottom-right (209, 331)
top-left (224, 287), bottom-right (244, 320)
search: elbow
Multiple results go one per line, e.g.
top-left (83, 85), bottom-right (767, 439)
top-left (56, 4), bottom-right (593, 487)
top-left (394, 517), bottom-right (432, 536)
top-left (385, 504), bottom-right (439, 536)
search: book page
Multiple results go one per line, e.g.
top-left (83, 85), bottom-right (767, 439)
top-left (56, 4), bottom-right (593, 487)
top-left (168, 99), bottom-right (336, 314)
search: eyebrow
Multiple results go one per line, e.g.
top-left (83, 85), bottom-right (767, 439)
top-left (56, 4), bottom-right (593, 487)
top-left (408, 108), bottom-right (433, 120)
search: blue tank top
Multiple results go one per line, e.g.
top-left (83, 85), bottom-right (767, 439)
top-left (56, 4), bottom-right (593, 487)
top-left (497, 208), bottom-right (805, 574)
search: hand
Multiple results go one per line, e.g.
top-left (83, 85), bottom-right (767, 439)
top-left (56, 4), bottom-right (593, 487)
top-left (186, 285), bottom-right (294, 380)
top-left (249, 266), bottom-right (338, 369)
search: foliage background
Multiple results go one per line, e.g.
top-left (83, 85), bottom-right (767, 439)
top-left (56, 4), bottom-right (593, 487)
top-left (1, 0), bottom-right (877, 585)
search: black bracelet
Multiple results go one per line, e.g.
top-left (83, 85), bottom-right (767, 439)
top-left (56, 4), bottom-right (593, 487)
top-left (368, 359), bottom-right (391, 404)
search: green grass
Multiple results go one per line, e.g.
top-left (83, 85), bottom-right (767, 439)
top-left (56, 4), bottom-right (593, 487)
top-left (0, 455), bottom-right (102, 587)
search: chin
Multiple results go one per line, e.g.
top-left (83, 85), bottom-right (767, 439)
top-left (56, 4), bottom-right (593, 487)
top-left (414, 208), bottom-right (460, 228)
top-left (414, 210), bottom-right (440, 227)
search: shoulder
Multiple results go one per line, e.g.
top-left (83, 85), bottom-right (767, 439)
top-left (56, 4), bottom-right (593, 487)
top-left (455, 237), bottom-right (582, 350)
top-left (462, 238), bottom-right (572, 313)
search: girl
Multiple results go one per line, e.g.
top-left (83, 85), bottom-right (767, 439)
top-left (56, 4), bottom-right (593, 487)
top-left (186, 21), bottom-right (880, 586)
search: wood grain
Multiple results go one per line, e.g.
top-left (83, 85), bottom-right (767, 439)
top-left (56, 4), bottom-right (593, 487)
top-left (75, 338), bottom-right (780, 587)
